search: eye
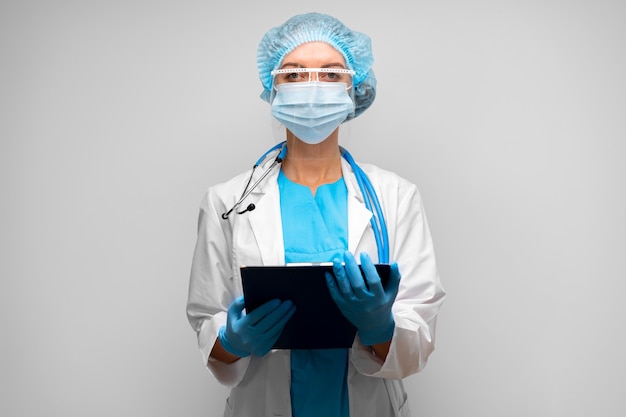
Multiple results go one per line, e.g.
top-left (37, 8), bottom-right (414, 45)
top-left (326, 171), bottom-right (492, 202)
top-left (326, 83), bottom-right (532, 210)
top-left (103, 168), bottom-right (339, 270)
top-left (322, 72), bottom-right (339, 81)
top-left (284, 72), bottom-right (306, 82)
top-left (318, 69), bottom-right (351, 83)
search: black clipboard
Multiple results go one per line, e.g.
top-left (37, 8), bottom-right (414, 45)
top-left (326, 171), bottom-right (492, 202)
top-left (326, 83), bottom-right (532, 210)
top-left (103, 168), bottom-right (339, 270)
top-left (240, 263), bottom-right (390, 350)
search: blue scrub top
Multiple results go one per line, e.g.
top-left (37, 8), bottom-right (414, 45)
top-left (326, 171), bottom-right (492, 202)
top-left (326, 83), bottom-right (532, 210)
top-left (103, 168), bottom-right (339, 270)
top-left (278, 170), bottom-right (350, 417)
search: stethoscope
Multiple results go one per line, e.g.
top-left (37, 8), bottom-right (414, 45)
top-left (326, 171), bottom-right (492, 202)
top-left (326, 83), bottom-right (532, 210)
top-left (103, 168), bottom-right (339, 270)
top-left (221, 141), bottom-right (389, 263)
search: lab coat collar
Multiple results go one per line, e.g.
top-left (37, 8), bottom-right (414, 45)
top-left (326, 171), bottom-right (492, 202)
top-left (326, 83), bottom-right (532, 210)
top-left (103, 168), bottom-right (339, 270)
top-left (246, 164), bottom-right (284, 265)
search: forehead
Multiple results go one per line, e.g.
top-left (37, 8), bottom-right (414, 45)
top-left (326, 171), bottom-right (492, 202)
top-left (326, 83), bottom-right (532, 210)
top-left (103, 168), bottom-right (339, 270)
top-left (280, 41), bottom-right (346, 68)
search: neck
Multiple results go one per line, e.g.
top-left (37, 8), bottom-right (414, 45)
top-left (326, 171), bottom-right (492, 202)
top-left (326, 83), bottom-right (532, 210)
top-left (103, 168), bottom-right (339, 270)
top-left (282, 131), bottom-right (343, 193)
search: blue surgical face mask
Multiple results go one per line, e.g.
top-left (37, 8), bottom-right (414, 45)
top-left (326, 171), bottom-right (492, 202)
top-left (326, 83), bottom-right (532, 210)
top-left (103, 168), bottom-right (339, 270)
top-left (271, 82), bottom-right (355, 144)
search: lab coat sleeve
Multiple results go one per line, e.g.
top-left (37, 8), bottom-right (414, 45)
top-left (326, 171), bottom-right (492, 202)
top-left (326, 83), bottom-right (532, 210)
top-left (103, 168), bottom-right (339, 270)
top-left (186, 187), bottom-right (251, 387)
top-left (352, 177), bottom-right (446, 379)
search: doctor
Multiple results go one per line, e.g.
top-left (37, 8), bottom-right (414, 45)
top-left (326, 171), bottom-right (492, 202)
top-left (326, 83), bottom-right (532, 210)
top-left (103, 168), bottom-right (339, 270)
top-left (187, 12), bottom-right (446, 417)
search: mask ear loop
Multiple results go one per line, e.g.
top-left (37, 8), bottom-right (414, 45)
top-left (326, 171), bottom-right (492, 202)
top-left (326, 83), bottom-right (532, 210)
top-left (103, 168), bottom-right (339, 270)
top-left (346, 78), bottom-right (357, 120)
top-left (269, 77), bottom-right (278, 103)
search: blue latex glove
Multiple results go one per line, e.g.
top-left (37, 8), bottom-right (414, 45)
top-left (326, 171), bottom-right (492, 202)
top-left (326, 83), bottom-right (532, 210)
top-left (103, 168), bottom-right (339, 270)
top-left (326, 251), bottom-right (401, 346)
top-left (219, 296), bottom-right (296, 358)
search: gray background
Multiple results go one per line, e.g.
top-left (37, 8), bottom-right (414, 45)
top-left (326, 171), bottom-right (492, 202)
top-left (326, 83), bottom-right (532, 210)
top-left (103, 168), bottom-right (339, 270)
top-left (2, 1), bottom-right (625, 416)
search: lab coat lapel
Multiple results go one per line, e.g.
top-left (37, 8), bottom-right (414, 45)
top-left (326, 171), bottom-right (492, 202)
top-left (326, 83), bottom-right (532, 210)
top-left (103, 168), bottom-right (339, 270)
top-left (246, 170), bottom-right (285, 265)
top-left (342, 158), bottom-right (375, 256)
top-left (244, 157), bottom-right (373, 265)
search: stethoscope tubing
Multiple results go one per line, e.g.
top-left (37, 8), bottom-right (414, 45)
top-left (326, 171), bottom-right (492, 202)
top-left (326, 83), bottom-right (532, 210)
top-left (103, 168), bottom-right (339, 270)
top-left (221, 144), bottom-right (287, 219)
top-left (341, 147), bottom-right (389, 263)
top-left (222, 141), bottom-right (389, 263)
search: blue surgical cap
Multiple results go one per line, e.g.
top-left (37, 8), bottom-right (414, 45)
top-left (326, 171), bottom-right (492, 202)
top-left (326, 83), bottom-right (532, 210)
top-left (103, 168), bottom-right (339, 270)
top-left (257, 12), bottom-right (377, 119)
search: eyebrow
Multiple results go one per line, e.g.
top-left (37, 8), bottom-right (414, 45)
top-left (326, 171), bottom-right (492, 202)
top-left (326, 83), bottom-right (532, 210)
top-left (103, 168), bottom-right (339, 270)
top-left (280, 62), bottom-right (347, 69)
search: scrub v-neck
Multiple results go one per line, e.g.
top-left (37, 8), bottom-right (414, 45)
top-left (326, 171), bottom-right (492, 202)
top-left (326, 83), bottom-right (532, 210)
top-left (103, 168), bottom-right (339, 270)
top-left (278, 169), bottom-right (350, 417)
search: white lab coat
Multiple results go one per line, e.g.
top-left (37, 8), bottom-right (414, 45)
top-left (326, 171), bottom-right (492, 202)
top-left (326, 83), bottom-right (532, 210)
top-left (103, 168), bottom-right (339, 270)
top-left (187, 152), bottom-right (446, 417)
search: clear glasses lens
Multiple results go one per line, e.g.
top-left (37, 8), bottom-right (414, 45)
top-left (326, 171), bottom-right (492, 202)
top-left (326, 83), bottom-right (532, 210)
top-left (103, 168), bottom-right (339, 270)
top-left (271, 68), bottom-right (355, 86)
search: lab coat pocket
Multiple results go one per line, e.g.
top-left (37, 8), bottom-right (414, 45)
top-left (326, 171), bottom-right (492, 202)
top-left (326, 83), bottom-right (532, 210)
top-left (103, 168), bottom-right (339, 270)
top-left (222, 397), bottom-right (234, 417)
top-left (396, 393), bottom-right (411, 417)
top-left (384, 379), bottom-right (411, 417)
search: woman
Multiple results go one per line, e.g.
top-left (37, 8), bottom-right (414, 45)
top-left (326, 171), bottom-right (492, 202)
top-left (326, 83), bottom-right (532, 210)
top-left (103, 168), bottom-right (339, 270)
top-left (187, 12), bottom-right (446, 417)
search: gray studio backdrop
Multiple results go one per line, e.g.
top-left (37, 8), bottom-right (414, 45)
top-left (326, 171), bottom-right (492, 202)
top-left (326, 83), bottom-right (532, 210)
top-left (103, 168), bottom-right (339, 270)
top-left (1, 1), bottom-right (625, 416)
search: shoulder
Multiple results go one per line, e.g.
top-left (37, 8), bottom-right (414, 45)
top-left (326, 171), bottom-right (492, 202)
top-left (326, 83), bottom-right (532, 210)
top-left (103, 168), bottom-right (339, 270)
top-left (358, 162), bottom-right (402, 181)
top-left (198, 169), bottom-right (254, 211)
top-left (210, 170), bottom-right (254, 196)
top-left (357, 162), bottom-right (419, 195)
top-left (351, 162), bottom-right (428, 218)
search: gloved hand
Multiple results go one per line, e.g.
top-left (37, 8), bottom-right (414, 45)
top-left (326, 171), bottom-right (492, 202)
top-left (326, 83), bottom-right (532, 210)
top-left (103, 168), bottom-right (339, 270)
top-left (219, 296), bottom-right (296, 358)
top-left (326, 251), bottom-right (401, 346)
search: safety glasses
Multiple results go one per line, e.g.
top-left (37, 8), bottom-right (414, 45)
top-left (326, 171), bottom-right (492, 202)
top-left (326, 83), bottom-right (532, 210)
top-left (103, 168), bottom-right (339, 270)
top-left (271, 67), bottom-right (355, 85)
